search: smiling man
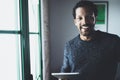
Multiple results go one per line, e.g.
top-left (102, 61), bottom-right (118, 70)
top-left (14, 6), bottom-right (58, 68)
top-left (60, 1), bottom-right (120, 80)
top-left (73, 1), bottom-right (97, 41)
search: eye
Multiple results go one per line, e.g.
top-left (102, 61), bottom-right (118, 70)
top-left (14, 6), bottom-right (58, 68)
top-left (86, 15), bottom-right (94, 20)
top-left (76, 17), bottom-right (82, 21)
top-left (79, 17), bottom-right (82, 20)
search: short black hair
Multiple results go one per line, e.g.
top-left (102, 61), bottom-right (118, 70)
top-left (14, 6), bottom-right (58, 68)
top-left (73, 1), bottom-right (98, 19)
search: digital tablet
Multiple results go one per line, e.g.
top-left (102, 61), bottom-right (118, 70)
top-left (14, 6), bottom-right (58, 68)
top-left (51, 72), bottom-right (79, 79)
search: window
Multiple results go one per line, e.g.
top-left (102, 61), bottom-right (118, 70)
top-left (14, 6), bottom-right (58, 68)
top-left (0, 0), bottom-right (21, 80)
top-left (0, 0), bottom-right (42, 80)
top-left (28, 0), bottom-right (42, 80)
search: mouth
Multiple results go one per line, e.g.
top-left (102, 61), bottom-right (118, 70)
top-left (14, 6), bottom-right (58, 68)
top-left (81, 26), bottom-right (90, 31)
top-left (80, 23), bottom-right (94, 31)
top-left (82, 26), bottom-right (89, 29)
top-left (79, 24), bottom-right (95, 36)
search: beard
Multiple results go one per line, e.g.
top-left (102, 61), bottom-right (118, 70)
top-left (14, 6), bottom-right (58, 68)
top-left (80, 23), bottom-right (95, 36)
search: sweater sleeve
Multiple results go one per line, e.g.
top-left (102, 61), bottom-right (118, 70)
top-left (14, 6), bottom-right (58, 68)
top-left (61, 42), bottom-right (71, 72)
top-left (115, 36), bottom-right (120, 62)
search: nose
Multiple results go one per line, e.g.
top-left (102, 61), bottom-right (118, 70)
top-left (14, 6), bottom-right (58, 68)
top-left (83, 17), bottom-right (89, 24)
top-left (83, 18), bottom-right (86, 24)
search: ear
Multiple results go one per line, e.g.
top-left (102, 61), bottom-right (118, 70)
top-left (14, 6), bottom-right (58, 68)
top-left (73, 19), bottom-right (77, 26)
top-left (94, 16), bottom-right (97, 24)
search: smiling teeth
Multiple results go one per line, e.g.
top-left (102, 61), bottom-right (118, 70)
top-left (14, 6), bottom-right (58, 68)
top-left (83, 26), bottom-right (88, 28)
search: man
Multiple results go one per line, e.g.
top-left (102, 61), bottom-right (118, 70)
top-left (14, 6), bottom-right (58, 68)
top-left (60, 0), bottom-right (120, 80)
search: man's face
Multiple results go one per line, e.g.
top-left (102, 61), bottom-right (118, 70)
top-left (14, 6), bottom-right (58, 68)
top-left (74, 7), bottom-right (96, 36)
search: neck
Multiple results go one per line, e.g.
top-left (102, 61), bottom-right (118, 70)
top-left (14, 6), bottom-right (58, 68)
top-left (80, 35), bottom-right (93, 41)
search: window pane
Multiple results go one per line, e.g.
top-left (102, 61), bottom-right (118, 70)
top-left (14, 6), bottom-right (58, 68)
top-left (30, 34), bottom-right (41, 80)
top-left (28, 0), bottom-right (39, 32)
top-left (0, 34), bottom-right (22, 80)
top-left (0, 0), bottom-right (20, 30)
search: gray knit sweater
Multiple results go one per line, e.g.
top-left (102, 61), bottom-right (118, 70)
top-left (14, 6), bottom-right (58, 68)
top-left (61, 30), bottom-right (120, 80)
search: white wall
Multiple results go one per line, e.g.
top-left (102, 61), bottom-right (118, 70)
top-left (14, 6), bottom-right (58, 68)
top-left (49, 0), bottom-right (120, 79)
top-left (108, 0), bottom-right (120, 36)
